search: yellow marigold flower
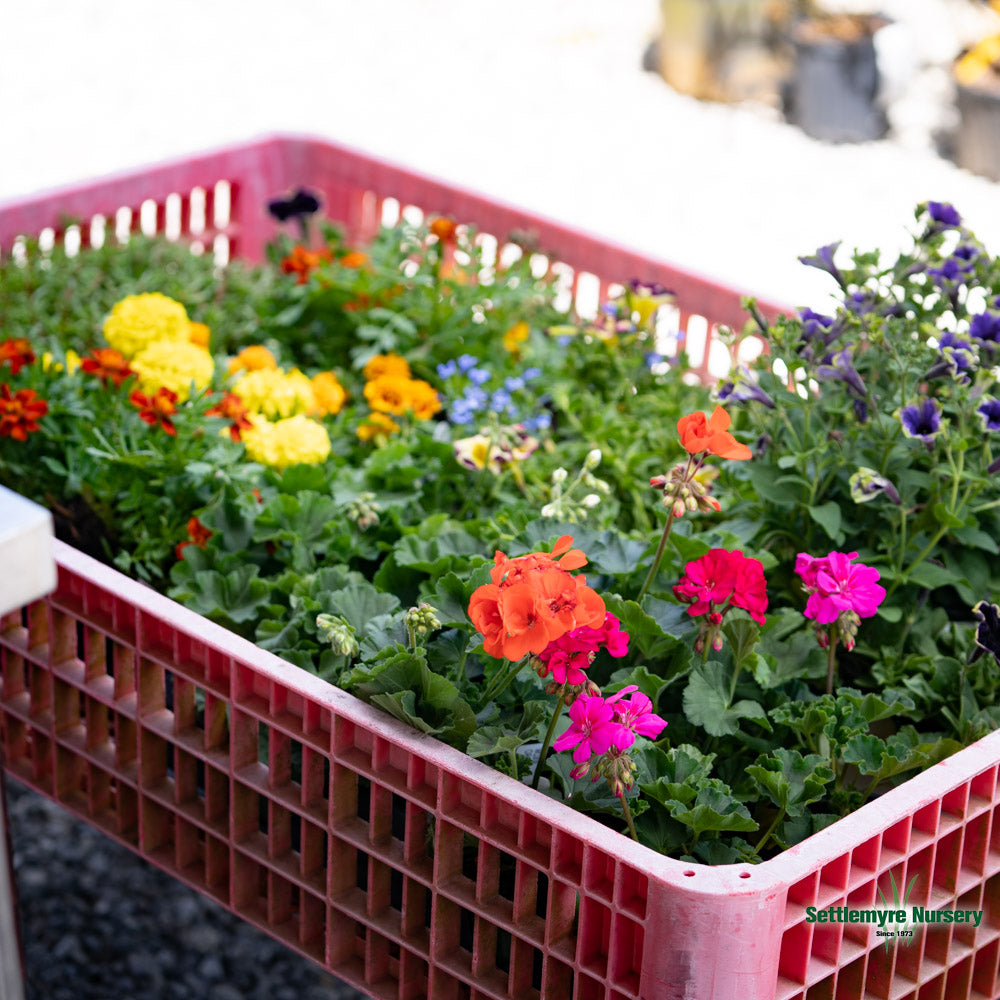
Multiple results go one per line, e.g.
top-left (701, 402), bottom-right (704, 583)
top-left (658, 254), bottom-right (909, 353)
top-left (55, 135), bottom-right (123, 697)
top-left (404, 378), bottom-right (442, 420)
top-left (103, 293), bottom-right (190, 358)
top-left (232, 368), bottom-right (316, 420)
top-left (357, 412), bottom-right (400, 443)
top-left (502, 321), bottom-right (530, 354)
top-left (310, 371), bottom-right (348, 416)
top-left (227, 345), bottom-right (278, 376)
top-left (242, 414), bottom-right (331, 469)
top-left (65, 349), bottom-right (82, 375)
top-left (363, 353), bottom-right (410, 381)
top-left (131, 341), bottom-right (215, 401)
top-left (189, 322), bottom-right (211, 349)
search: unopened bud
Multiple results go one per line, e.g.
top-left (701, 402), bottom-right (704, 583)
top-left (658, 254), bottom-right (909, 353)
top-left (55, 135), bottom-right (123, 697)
top-left (541, 502), bottom-right (558, 517)
top-left (584, 448), bottom-right (602, 470)
top-left (671, 497), bottom-right (687, 518)
top-left (316, 614), bottom-right (359, 657)
top-left (552, 467), bottom-right (568, 484)
top-left (582, 493), bottom-right (601, 508)
top-left (405, 603), bottom-right (442, 639)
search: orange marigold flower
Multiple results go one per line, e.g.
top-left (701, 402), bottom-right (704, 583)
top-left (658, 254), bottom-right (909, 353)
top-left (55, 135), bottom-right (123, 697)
top-left (339, 250), bottom-right (368, 269)
top-left (80, 348), bottom-right (135, 388)
top-left (362, 353), bottom-right (411, 381)
top-left (175, 516), bottom-right (212, 560)
top-left (0, 385), bottom-right (48, 440)
top-left (364, 374), bottom-right (412, 415)
top-left (227, 345), bottom-right (278, 377)
top-left (677, 405), bottom-right (752, 460)
top-left (502, 321), bottom-right (530, 355)
top-left (280, 244), bottom-right (331, 284)
top-left (129, 387), bottom-right (179, 436)
top-left (310, 371), bottom-right (348, 416)
top-left (468, 536), bottom-right (605, 661)
top-left (0, 338), bottom-right (36, 376)
top-left (430, 217), bottom-right (458, 244)
top-left (205, 392), bottom-right (254, 442)
top-left (356, 412), bottom-right (400, 442)
top-left (189, 322), bottom-right (211, 348)
top-left (404, 378), bottom-right (442, 420)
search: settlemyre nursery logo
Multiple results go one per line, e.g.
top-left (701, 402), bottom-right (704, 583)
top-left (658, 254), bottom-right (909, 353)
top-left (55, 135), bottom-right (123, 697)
top-left (805, 873), bottom-right (984, 951)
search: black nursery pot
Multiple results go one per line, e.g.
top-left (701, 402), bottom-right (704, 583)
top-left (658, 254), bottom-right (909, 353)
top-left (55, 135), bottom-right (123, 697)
top-left (785, 23), bottom-right (888, 143)
top-left (955, 82), bottom-right (1000, 181)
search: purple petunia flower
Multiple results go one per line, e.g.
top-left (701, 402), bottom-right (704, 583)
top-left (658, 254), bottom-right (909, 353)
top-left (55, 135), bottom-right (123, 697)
top-left (816, 347), bottom-right (867, 399)
top-left (845, 290), bottom-right (876, 316)
top-left (717, 365), bottom-right (776, 408)
top-left (928, 330), bottom-right (976, 381)
top-left (927, 256), bottom-right (972, 288)
top-left (927, 201), bottom-right (961, 227)
top-left (798, 307), bottom-right (835, 340)
top-left (899, 398), bottom-right (943, 445)
top-left (970, 312), bottom-right (1000, 345)
top-left (977, 397), bottom-right (1000, 432)
top-left (799, 242), bottom-right (846, 289)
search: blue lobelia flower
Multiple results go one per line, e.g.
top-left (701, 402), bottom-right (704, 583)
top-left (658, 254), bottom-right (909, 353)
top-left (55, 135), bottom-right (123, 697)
top-left (816, 347), bottom-right (867, 399)
top-left (926, 201), bottom-right (961, 227)
top-left (523, 411), bottom-right (552, 432)
top-left (504, 376), bottom-right (525, 392)
top-left (799, 242), bottom-right (846, 289)
top-left (467, 367), bottom-right (492, 386)
top-left (899, 398), bottom-right (943, 445)
top-left (977, 397), bottom-right (1000, 432)
top-left (522, 367), bottom-right (542, 381)
top-left (436, 360), bottom-right (458, 379)
top-left (456, 354), bottom-right (479, 373)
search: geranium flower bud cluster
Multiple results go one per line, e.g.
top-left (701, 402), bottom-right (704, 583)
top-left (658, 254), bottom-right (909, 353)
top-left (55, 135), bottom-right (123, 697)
top-left (650, 463), bottom-right (721, 518)
top-left (541, 450), bottom-right (611, 523)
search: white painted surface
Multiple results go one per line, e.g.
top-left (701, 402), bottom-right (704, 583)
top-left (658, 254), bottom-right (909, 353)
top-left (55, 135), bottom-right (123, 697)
top-left (0, 486), bottom-right (55, 617)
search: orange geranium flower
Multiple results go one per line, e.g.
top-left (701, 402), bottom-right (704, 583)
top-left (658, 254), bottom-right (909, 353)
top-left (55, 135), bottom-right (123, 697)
top-left (0, 385), bottom-right (48, 440)
top-left (129, 387), bottom-right (179, 436)
top-left (339, 250), bottom-right (368, 269)
top-left (175, 516), bottom-right (212, 560)
top-left (80, 348), bottom-right (135, 388)
top-left (0, 338), bottom-right (35, 375)
top-left (677, 406), bottom-right (752, 460)
top-left (205, 392), bottom-right (254, 441)
top-left (468, 536), bottom-right (605, 661)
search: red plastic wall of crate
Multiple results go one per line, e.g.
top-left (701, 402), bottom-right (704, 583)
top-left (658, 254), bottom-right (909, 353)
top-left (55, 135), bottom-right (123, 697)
top-left (3, 544), bottom-right (1000, 1000)
top-left (0, 133), bottom-right (782, 383)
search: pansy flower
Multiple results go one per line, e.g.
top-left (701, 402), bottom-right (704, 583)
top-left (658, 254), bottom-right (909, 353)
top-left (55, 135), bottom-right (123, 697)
top-left (898, 398), bottom-right (943, 445)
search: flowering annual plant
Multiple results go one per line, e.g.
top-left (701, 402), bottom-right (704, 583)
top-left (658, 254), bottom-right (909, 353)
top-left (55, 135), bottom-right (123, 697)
top-left (4, 199), bottom-right (998, 865)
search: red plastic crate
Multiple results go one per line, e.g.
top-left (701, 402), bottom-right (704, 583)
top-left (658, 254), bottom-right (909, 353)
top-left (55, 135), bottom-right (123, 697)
top-left (2, 136), bottom-right (1000, 1000)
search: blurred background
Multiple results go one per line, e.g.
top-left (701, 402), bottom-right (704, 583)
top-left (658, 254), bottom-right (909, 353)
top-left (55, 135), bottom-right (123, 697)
top-left (3, 0), bottom-right (1000, 310)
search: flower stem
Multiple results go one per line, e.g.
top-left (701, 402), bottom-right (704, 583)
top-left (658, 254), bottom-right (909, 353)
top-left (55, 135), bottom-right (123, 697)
top-left (531, 686), bottom-right (568, 790)
top-left (825, 632), bottom-right (839, 696)
top-left (619, 793), bottom-right (639, 842)
top-left (754, 807), bottom-right (786, 856)
top-left (480, 658), bottom-right (516, 705)
top-left (637, 508), bottom-right (675, 604)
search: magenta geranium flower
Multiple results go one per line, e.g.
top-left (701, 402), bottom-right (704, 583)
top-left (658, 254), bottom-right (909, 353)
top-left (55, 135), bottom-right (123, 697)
top-left (552, 694), bottom-right (623, 764)
top-left (795, 550), bottom-right (886, 625)
top-left (673, 548), bottom-right (768, 625)
top-left (536, 613), bottom-right (629, 686)
top-left (608, 686), bottom-right (667, 750)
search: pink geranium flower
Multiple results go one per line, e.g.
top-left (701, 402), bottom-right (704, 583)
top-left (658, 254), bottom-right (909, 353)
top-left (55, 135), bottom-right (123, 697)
top-left (536, 613), bottom-right (629, 686)
top-left (607, 685), bottom-right (667, 750)
top-left (795, 550), bottom-right (885, 624)
top-left (552, 693), bottom-right (623, 763)
top-left (673, 548), bottom-right (768, 626)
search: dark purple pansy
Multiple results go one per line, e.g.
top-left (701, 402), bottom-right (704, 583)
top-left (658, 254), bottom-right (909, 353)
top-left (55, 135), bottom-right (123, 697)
top-left (267, 187), bottom-right (322, 223)
top-left (816, 346), bottom-right (866, 399)
top-left (899, 398), bottom-right (943, 445)
top-left (627, 279), bottom-right (673, 298)
top-left (970, 312), bottom-right (1000, 345)
top-left (977, 397), bottom-right (1000, 432)
top-left (799, 242), bottom-right (846, 289)
top-left (927, 201), bottom-right (961, 227)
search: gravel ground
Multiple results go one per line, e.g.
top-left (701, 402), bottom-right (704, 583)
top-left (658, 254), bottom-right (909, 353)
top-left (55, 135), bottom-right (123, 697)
top-left (3, 776), bottom-right (370, 1000)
